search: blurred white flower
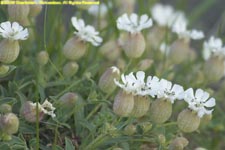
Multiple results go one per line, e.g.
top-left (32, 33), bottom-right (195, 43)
top-left (114, 71), bottom-right (146, 95)
top-left (117, 13), bottom-right (153, 34)
top-left (0, 21), bottom-right (29, 40)
top-left (71, 17), bottom-right (103, 46)
top-left (160, 42), bottom-right (171, 55)
top-left (30, 99), bottom-right (56, 118)
top-left (181, 88), bottom-right (216, 117)
top-left (88, 3), bottom-right (108, 18)
top-left (144, 75), bottom-right (160, 97)
top-left (151, 3), bottom-right (174, 27)
top-left (172, 19), bottom-right (204, 40)
top-left (156, 79), bottom-right (184, 103)
top-left (203, 36), bottom-right (224, 60)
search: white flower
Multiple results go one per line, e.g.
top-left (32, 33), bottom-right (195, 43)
top-left (117, 13), bottom-right (153, 34)
top-left (172, 18), bottom-right (204, 40)
top-left (159, 42), bottom-right (170, 55)
top-left (0, 21), bottom-right (29, 40)
top-left (203, 36), bottom-right (224, 60)
top-left (30, 99), bottom-right (56, 118)
top-left (145, 75), bottom-right (160, 97)
top-left (181, 88), bottom-right (216, 117)
top-left (71, 17), bottom-right (103, 46)
top-left (156, 79), bottom-right (184, 103)
top-left (114, 71), bottom-right (146, 95)
top-left (151, 3), bottom-right (175, 27)
top-left (88, 3), bottom-right (108, 18)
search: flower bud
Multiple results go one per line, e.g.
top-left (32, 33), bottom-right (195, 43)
top-left (0, 133), bottom-right (12, 141)
top-left (169, 137), bottom-right (189, 150)
top-left (203, 56), bottom-right (225, 83)
top-left (0, 104), bottom-right (12, 114)
top-left (63, 37), bottom-right (87, 60)
top-left (137, 59), bottom-right (153, 71)
top-left (20, 101), bottom-right (44, 123)
top-left (120, 32), bottom-right (146, 58)
top-left (124, 124), bottom-right (136, 135)
top-left (98, 66), bottom-right (120, 94)
top-left (0, 113), bottom-right (19, 135)
top-left (158, 134), bottom-right (166, 145)
top-left (0, 39), bottom-right (20, 64)
top-left (36, 51), bottom-right (49, 66)
top-left (149, 99), bottom-right (172, 124)
top-left (131, 96), bottom-right (151, 118)
top-left (168, 39), bottom-right (196, 64)
top-left (139, 122), bottom-right (153, 133)
top-left (112, 148), bottom-right (123, 150)
top-left (116, 58), bottom-right (126, 71)
top-left (113, 90), bottom-right (134, 117)
top-left (0, 64), bottom-right (10, 75)
top-left (63, 61), bottom-right (79, 77)
top-left (177, 109), bottom-right (200, 133)
top-left (140, 143), bottom-right (158, 150)
top-left (29, 5), bottom-right (42, 17)
top-left (116, 0), bottom-right (135, 14)
top-left (99, 40), bottom-right (121, 61)
top-left (59, 92), bottom-right (78, 107)
top-left (8, 5), bottom-right (30, 25)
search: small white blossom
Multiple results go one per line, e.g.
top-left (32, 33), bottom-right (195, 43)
top-left (172, 18), bottom-right (204, 40)
top-left (156, 79), bottom-right (184, 103)
top-left (30, 99), bottom-right (56, 118)
top-left (160, 42), bottom-right (171, 55)
top-left (145, 75), bottom-right (160, 97)
top-left (181, 88), bottom-right (216, 117)
top-left (71, 17), bottom-right (103, 46)
top-left (203, 36), bottom-right (224, 60)
top-left (0, 21), bottom-right (29, 40)
top-left (114, 71), bottom-right (146, 95)
top-left (117, 13), bottom-right (153, 34)
top-left (151, 3), bottom-right (175, 27)
top-left (88, 3), bottom-right (108, 18)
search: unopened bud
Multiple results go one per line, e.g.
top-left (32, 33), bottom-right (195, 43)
top-left (0, 113), bottom-right (19, 135)
top-left (0, 39), bottom-right (20, 64)
top-left (59, 92), bottom-right (78, 107)
top-left (8, 5), bottom-right (30, 26)
top-left (116, 58), bottom-right (126, 71)
top-left (177, 109), bottom-right (200, 133)
top-left (203, 56), bottom-right (225, 83)
top-left (36, 51), bottom-right (49, 66)
top-left (113, 90), bottom-right (134, 117)
top-left (169, 137), bottom-right (189, 150)
top-left (63, 37), bottom-right (87, 60)
top-left (158, 134), bottom-right (166, 144)
top-left (137, 59), bottom-right (153, 71)
top-left (0, 64), bottom-right (10, 75)
top-left (149, 99), bottom-right (172, 123)
top-left (99, 40), bottom-right (121, 61)
top-left (124, 124), bottom-right (136, 135)
top-left (112, 148), bottom-right (124, 150)
top-left (120, 32), bottom-right (146, 58)
top-left (140, 122), bottom-right (153, 133)
top-left (20, 101), bottom-right (44, 123)
top-left (0, 104), bottom-right (12, 113)
top-left (63, 61), bottom-right (79, 77)
top-left (98, 66), bottom-right (120, 94)
top-left (168, 39), bottom-right (196, 64)
top-left (131, 96), bottom-right (151, 118)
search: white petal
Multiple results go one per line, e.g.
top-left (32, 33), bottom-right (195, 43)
top-left (204, 98), bottom-right (216, 107)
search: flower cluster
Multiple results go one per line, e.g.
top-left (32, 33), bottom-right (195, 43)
top-left (71, 17), bottom-right (103, 46)
top-left (0, 21), bottom-right (29, 40)
top-left (115, 71), bottom-right (216, 117)
top-left (202, 36), bottom-right (225, 60)
top-left (116, 13), bottom-right (153, 34)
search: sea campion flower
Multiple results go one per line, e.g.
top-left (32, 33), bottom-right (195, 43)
top-left (181, 88), bottom-right (216, 118)
top-left (88, 3), bottom-right (108, 18)
top-left (0, 21), bottom-right (28, 41)
top-left (0, 21), bottom-right (29, 64)
top-left (63, 17), bottom-right (102, 60)
top-left (117, 13), bottom-right (152, 58)
top-left (156, 79), bottom-right (184, 103)
top-left (202, 36), bottom-right (224, 60)
top-left (71, 17), bottom-right (103, 46)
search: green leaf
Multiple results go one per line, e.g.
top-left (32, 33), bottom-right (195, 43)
top-left (65, 137), bottom-right (75, 150)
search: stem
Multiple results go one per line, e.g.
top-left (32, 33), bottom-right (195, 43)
top-left (86, 103), bottom-right (102, 120)
top-left (35, 102), bottom-right (40, 150)
top-left (84, 134), bottom-right (107, 150)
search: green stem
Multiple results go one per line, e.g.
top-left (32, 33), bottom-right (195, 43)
top-left (84, 134), bottom-right (107, 150)
top-left (35, 102), bottom-right (40, 150)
